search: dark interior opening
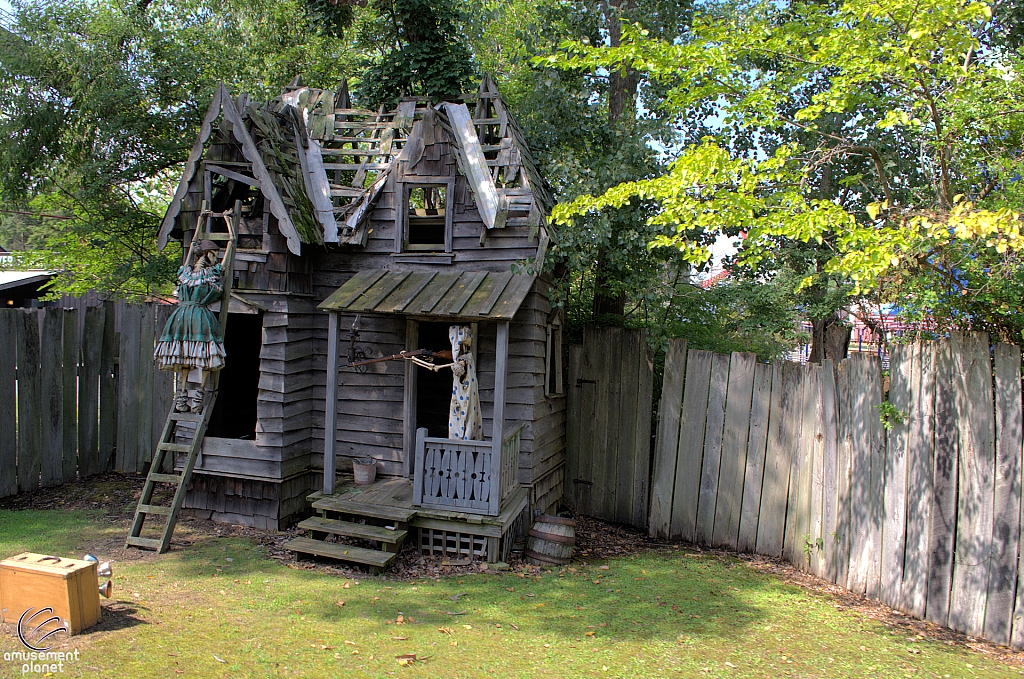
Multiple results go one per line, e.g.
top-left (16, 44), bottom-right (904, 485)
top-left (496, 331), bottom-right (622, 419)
top-left (406, 185), bottom-right (446, 250)
top-left (415, 321), bottom-right (454, 439)
top-left (207, 312), bottom-right (262, 439)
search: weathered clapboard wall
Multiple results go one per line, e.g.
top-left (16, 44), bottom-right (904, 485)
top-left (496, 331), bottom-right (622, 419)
top-left (565, 327), bottom-right (654, 527)
top-left (649, 334), bottom-right (1024, 649)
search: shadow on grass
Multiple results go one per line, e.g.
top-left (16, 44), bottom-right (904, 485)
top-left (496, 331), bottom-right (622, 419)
top-left (91, 602), bottom-right (149, 633)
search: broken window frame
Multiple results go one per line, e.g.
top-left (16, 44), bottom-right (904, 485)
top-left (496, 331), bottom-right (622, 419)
top-left (395, 177), bottom-right (456, 254)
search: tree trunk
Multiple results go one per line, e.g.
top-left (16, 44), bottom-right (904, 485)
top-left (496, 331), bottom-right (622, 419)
top-left (808, 316), bottom-right (851, 363)
top-left (591, 0), bottom-right (637, 323)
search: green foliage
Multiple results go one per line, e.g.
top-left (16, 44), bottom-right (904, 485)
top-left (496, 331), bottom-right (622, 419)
top-left (876, 401), bottom-right (908, 431)
top-left (0, 0), bottom-right (361, 298)
top-left (544, 0), bottom-right (1024, 339)
top-left (353, 0), bottom-right (474, 107)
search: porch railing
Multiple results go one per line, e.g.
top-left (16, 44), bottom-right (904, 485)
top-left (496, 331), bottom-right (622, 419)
top-left (412, 421), bottom-right (524, 516)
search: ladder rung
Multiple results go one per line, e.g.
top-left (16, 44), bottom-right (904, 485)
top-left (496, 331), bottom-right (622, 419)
top-left (158, 442), bottom-right (193, 453)
top-left (139, 504), bottom-right (173, 516)
top-left (148, 473), bottom-right (182, 484)
top-left (193, 232), bottom-right (233, 241)
top-left (170, 412), bottom-right (204, 422)
top-left (125, 536), bottom-right (163, 549)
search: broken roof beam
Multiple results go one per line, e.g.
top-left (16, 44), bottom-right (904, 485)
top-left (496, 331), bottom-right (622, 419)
top-left (440, 102), bottom-right (508, 230)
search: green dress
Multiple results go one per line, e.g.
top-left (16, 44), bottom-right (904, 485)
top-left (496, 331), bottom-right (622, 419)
top-left (154, 263), bottom-right (227, 370)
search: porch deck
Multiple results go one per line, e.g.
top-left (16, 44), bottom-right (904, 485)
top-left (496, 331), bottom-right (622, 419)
top-left (288, 475), bottom-right (529, 570)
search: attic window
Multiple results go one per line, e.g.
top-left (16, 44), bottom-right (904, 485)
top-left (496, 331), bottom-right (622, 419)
top-left (398, 178), bottom-right (454, 254)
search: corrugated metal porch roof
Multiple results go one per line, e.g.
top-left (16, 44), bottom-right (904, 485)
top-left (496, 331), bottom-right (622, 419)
top-left (318, 269), bottom-right (535, 319)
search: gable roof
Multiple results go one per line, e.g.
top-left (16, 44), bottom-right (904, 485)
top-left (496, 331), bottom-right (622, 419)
top-left (159, 76), bottom-right (554, 257)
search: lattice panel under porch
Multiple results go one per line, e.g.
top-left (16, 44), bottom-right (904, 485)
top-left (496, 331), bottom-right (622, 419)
top-left (418, 528), bottom-right (488, 559)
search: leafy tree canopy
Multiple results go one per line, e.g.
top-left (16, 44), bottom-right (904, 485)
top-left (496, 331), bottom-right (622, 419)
top-left (546, 0), bottom-right (1024, 341)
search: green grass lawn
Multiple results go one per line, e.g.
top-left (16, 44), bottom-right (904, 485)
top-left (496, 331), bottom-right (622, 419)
top-left (0, 508), bottom-right (1020, 678)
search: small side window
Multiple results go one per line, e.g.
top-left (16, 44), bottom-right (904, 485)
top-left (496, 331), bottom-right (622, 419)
top-left (544, 311), bottom-right (564, 398)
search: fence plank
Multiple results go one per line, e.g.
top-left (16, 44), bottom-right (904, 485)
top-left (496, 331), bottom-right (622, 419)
top-left (757, 361), bottom-right (801, 557)
top-left (902, 341), bottom-right (935, 618)
top-left (809, 365), bottom-right (826, 578)
top-left (137, 304), bottom-right (155, 469)
top-left (949, 332), bottom-right (996, 637)
top-left (16, 310), bottom-right (41, 492)
top-left (985, 343), bottom-right (1021, 645)
top-left (671, 349), bottom-right (713, 541)
top-left (835, 358), bottom-right (854, 588)
top-left (566, 344), bottom-right (584, 512)
top-left (821, 359), bottom-right (841, 583)
top-left (713, 352), bottom-right (756, 549)
top-left (117, 304), bottom-right (141, 473)
top-left (78, 306), bottom-right (105, 478)
top-left (39, 308), bottom-right (64, 487)
top-left (695, 352), bottom-right (730, 544)
top-left (926, 338), bottom-right (959, 626)
top-left (650, 339), bottom-right (687, 538)
top-left (738, 362), bottom-right (774, 553)
top-left (614, 328), bottom-right (639, 524)
top-left (98, 301), bottom-right (117, 474)
top-left (590, 327), bottom-right (615, 522)
top-left (62, 308), bottom-right (79, 483)
top-left (847, 353), bottom-right (884, 597)
top-left (784, 365), bottom-right (815, 568)
top-left (631, 338), bottom-right (654, 529)
top-left (881, 343), bottom-right (912, 609)
top-left (576, 338), bottom-right (596, 516)
top-left (0, 310), bottom-right (17, 497)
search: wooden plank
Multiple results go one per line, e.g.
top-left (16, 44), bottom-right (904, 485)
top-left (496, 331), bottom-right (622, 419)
top-left (809, 364), bottom-right (826, 578)
top-left (988, 342), bottom-right (1022, 646)
top-left (0, 310), bottom-right (17, 497)
top-left (881, 343), bottom-right (912, 609)
top-left (324, 312), bottom-right (340, 494)
top-left (834, 358), bottom-right (854, 589)
top-left (62, 308), bottom-right (79, 483)
top-left (490, 321), bottom-right (509, 516)
top-left (631, 335), bottom-right (654, 529)
top-left (756, 361), bottom-right (799, 557)
top-left (949, 332), bottom-right (996, 637)
top-left (712, 352), bottom-right (756, 549)
top-left (649, 339), bottom-right (686, 538)
top-left (585, 326), bottom-right (610, 520)
top-left (847, 353), bottom-right (885, 598)
top-left (350, 271), bottom-right (412, 311)
top-left (116, 305), bottom-right (140, 473)
top-left (151, 305), bottom-right (175, 457)
top-left (926, 338), bottom-right (959, 626)
top-left (613, 328), bottom-right (639, 524)
top-left (566, 344), bottom-right (584, 512)
top-left (378, 272), bottom-right (435, 313)
top-left (671, 350), bottom-right (713, 541)
top-left (738, 362), bottom-right (773, 552)
top-left (38, 308), bottom-right (63, 488)
top-left (695, 352), bottom-right (729, 544)
top-left (16, 310), bottom-right (41, 492)
top-left (784, 364), bottom-right (815, 570)
top-left (319, 270), bottom-right (388, 310)
top-left (820, 359), bottom-right (841, 583)
top-left (441, 102), bottom-right (506, 229)
top-left (98, 301), bottom-right (116, 474)
top-left (902, 341), bottom-right (935, 617)
top-left (402, 319), bottom-right (418, 478)
top-left (413, 272), bottom-right (462, 314)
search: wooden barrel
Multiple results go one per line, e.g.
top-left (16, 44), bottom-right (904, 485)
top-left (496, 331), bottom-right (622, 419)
top-left (525, 515), bottom-right (576, 566)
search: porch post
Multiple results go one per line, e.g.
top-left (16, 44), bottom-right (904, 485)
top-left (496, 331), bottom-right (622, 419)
top-left (403, 319), bottom-right (419, 478)
top-left (323, 310), bottom-right (340, 494)
top-left (490, 321), bottom-right (509, 515)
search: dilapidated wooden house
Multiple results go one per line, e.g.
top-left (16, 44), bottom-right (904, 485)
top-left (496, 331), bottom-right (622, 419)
top-left (157, 76), bottom-right (566, 568)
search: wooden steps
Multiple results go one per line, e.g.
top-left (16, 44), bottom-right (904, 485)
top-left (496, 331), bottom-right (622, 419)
top-left (297, 517), bottom-right (407, 546)
top-left (284, 537), bottom-right (396, 571)
top-left (312, 496), bottom-right (417, 523)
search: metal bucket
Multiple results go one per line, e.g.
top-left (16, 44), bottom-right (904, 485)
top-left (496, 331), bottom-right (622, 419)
top-left (353, 458), bottom-right (377, 485)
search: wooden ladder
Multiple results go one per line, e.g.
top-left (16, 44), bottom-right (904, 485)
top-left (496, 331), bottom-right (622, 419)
top-left (126, 201), bottom-right (239, 553)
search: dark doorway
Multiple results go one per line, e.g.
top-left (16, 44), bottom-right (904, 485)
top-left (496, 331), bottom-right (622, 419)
top-left (415, 321), bottom-right (453, 439)
top-left (207, 312), bottom-right (262, 439)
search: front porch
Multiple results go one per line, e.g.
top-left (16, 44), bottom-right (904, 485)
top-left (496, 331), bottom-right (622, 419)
top-left (287, 474), bottom-right (529, 572)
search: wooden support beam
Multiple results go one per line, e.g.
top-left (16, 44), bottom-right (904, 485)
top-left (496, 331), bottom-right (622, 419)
top-left (404, 320), bottom-right (419, 478)
top-left (490, 321), bottom-right (509, 516)
top-left (324, 311), bottom-right (340, 494)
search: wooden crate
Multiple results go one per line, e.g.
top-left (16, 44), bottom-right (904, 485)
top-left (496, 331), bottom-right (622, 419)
top-left (0, 553), bottom-right (101, 634)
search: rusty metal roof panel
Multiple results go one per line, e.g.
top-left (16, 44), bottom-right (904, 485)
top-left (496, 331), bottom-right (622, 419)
top-left (318, 270), bottom-right (535, 320)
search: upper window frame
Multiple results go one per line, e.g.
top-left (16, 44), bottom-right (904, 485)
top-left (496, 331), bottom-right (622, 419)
top-left (395, 176), bottom-right (456, 255)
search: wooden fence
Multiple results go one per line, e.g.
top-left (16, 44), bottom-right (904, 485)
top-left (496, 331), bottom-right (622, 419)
top-left (648, 334), bottom-right (1024, 649)
top-left (0, 302), bottom-right (172, 498)
top-left (566, 327), bottom-right (654, 527)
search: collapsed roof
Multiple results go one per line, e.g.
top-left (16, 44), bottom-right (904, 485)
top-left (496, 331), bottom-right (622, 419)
top-left (158, 75), bottom-right (554, 256)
